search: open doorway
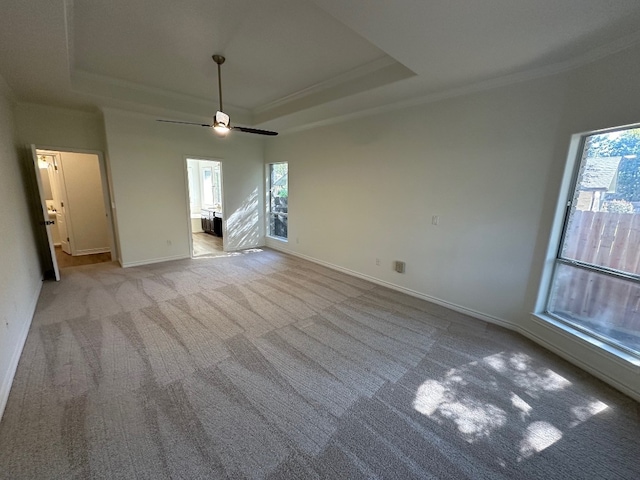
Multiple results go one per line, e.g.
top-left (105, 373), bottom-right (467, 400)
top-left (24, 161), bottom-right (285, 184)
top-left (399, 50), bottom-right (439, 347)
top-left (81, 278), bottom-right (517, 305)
top-left (185, 158), bottom-right (224, 257)
top-left (34, 148), bottom-right (115, 274)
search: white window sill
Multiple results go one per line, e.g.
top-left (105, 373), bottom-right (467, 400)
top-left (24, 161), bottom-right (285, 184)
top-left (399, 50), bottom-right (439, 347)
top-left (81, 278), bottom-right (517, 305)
top-left (527, 312), bottom-right (640, 401)
top-left (266, 235), bottom-right (288, 243)
top-left (531, 312), bottom-right (640, 368)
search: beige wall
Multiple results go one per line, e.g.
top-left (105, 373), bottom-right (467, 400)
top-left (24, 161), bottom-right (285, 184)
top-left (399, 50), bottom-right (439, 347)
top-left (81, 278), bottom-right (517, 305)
top-left (0, 81), bottom-right (42, 418)
top-left (266, 74), bottom-right (568, 325)
top-left (103, 109), bottom-right (265, 266)
top-left (14, 103), bottom-right (106, 152)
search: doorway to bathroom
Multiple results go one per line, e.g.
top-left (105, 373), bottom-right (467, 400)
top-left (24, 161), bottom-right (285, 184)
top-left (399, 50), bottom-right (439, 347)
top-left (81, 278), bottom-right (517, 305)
top-left (185, 158), bottom-right (224, 257)
top-left (32, 147), bottom-right (116, 278)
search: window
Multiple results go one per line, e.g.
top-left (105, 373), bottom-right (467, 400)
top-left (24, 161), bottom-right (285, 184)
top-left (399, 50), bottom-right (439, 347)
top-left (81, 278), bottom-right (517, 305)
top-left (268, 162), bottom-right (288, 239)
top-left (202, 167), bottom-right (214, 206)
top-left (186, 159), bottom-right (222, 215)
top-left (201, 163), bottom-right (222, 208)
top-left (547, 126), bottom-right (640, 356)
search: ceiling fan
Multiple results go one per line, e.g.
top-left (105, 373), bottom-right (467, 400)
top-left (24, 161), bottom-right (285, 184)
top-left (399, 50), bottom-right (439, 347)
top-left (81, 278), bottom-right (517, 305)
top-left (157, 55), bottom-right (278, 136)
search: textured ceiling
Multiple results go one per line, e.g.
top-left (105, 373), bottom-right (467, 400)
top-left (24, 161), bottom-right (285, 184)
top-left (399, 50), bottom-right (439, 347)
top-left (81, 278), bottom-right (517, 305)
top-left (1, 0), bottom-right (640, 132)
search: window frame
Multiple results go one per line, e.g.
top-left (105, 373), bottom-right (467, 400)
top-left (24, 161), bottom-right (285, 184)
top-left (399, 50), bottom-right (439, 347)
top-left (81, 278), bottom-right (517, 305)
top-left (544, 123), bottom-right (640, 358)
top-left (187, 165), bottom-right (197, 210)
top-left (266, 162), bottom-right (288, 241)
top-left (201, 165), bottom-right (214, 208)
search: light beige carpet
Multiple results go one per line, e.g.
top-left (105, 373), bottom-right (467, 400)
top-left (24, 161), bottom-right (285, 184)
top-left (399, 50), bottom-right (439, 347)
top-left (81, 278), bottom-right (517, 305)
top-left (0, 248), bottom-right (638, 479)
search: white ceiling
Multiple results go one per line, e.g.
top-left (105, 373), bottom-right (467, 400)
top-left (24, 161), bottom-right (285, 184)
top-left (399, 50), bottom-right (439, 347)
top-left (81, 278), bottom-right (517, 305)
top-left (2, 0), bottom-right (640, 133)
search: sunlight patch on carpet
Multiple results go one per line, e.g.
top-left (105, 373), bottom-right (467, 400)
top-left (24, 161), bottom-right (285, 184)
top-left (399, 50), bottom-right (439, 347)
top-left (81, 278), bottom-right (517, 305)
top-left (412, 350), bottom-right (609, 457)
top-left (483, 352), bottom-right (571, 397)
top-left (412, 379), bottom-right (507, 443)
top-left (518, 421), bottom-right (563, 460)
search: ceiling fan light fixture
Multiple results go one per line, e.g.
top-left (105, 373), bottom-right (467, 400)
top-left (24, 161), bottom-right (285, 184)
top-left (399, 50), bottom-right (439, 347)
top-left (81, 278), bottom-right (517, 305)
top-left (213, 110), bottom-right (230, 134)
top-left (213, 123), bottom-right (230, 134)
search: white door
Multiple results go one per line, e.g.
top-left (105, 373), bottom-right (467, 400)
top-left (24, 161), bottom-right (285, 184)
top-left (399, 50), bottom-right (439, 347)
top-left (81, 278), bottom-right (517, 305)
top-left (31, 146), bottom-right (60, 281)
top-left (50, 153), bottom-right (72, 254)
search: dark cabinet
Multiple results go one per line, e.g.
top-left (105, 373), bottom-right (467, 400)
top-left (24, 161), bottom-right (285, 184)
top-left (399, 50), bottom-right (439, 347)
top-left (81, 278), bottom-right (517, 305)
top-left (201, 209), bottom-right (223, 237)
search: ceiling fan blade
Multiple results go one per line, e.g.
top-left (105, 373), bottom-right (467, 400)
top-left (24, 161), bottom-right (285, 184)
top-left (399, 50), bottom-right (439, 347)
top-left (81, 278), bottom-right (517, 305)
top-left (232, 125), bottom-right (278, 136)
top-left (157, 119), bottom-right (212, 127)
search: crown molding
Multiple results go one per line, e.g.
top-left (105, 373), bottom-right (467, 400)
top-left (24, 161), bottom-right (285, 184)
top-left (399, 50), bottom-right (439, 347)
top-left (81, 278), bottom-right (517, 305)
top-left (254, 57), bottom-right (415, 125)
top-left (100, 104), bottom-right (212, 124)
top-left (277, 29), bottom-right (640, 135)
top-left (101, 106), bottom-right (173, 121)
top-left (254, 56), bottom-right (401, 115)
top-left (72, 69), bottom-right (217, 107)
top-left (15, 101), bottom-right (100, 118)
top-left (71, 69), bottom-right (252, 120)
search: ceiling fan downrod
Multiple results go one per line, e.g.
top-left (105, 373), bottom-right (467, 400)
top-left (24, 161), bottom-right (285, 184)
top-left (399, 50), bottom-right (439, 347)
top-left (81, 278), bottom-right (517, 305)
top-left (212, 55), bottom-right (225, 112)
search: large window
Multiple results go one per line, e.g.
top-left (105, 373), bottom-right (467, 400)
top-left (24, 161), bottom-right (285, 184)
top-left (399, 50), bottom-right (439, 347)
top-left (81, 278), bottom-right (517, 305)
top-left (268, 162), bottom-right (288, 239)
top-left (547, 126), bottom-right (640, 356)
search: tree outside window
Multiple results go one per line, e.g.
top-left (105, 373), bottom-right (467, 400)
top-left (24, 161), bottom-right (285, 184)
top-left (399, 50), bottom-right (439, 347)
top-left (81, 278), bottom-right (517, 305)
top-left (268, 163), bottom-right (288, 239)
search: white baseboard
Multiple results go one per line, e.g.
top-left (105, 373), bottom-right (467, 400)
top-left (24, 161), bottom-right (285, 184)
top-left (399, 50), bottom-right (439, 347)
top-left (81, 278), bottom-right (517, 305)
top-left (265, 244), bottom-right (516, 331)
top-left (122, 253), bottom-right (190, 268)
top-left (74, 247), bottom-right (111, 256)
top-left (0, 281), bottom-right (42, 421)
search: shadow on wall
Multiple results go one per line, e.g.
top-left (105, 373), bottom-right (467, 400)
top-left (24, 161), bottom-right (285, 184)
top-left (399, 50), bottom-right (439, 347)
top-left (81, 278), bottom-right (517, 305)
top-left (226, 188), bottom-right (260, 251)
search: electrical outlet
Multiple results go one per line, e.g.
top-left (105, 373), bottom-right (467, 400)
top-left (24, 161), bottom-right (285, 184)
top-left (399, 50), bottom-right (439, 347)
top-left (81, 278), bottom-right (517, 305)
top-left (394, 261), bottom-right (406, 273)
top-left (376, 258), bottom-right (380, 266)
top-left (432, 215), bottom-right (440, 225)
top-left (166, 240), bottom-right (172, 246)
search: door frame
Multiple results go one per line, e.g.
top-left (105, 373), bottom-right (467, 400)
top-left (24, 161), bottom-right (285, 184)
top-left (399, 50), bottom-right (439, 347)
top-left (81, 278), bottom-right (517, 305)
top-left (31, 145), bottom-right (118, 275)
top-left (183, 156), bottom-right (225, 257)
